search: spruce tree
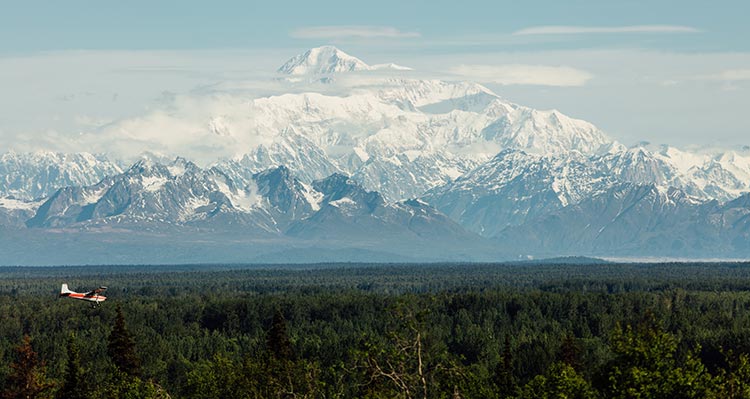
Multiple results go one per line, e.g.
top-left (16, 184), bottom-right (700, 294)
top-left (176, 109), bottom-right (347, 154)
top-left (266, 308), bottom-right (293, 360)
top-left (56, 335), bottom-right (85, 399)
top-left (494, 336), bottom-right (517, 396)
top-left (558, 334), bottom-right (582, 371)
top-left (107, 305), bottom-right (141, 377)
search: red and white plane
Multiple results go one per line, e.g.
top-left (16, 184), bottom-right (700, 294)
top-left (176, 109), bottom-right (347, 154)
top-left (60, 284), bottom-right (108, 306)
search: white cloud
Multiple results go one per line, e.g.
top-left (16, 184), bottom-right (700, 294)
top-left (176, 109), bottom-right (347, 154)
top-left (449, 64), bottom-right (593, 87)
top-left (699, 69), bottom-right (750, 81)
top-left (513, 25), bottom-right (700, 36)
top-left (290, 26), bottom-right (420, 40)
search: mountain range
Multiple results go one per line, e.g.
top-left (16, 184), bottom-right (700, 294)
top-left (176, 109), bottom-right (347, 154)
top-left (0, 46), bottom-right (748, 264)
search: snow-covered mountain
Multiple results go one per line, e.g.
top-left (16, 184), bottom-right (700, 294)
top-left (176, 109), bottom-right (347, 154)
top-left (655, 147), bottom-right (750, 202)
top-left (3, 47), bottom-right (745, 210)
top-left (2, 46), bottom-right (749, 263)
top-left (23, 157), bottom-right (474, 247)
top-left (423, 143), bottom-right (750, 238)
top-left (0, 46), bottom-right (608, 203)
top-left (0, 151), bottom-right (122, 200)
top-left (278, 46), bottom-right (372, 75)
top-left (606, 145), bottom-right (750, 202)
top-left (27, 158), bottom-right (286, 233)
top-left (278, 45), bottom-right (411, 75)
top-left (189, 73), bottom-right (611, 200)
top-left (423, 149), bottom-right (615, 236)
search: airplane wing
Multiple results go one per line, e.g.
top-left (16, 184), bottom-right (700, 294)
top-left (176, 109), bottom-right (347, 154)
top-left (84, 286), bottom-right (108, 296)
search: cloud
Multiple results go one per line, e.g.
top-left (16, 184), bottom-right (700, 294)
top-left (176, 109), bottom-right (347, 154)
top-left (700, 69), bottom-right (750, 82)
top-left (513, 25), bottom-right (700, 36)
top-left (290, 26), bottom-right (420, 40)
top-left (449, 64), bottom-right (593, 87)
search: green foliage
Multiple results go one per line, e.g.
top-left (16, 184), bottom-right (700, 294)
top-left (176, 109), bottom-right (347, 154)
top-left (184, 354), bottom-right (251, 398)
top-left (1, 262), bottom-right (750, 397)
top-left (494, 336), bottom-right (517, 397)
top-left (518, 362), bottom-right (599, 399)
top-left (604, 313), bottom-right (714, 398)
top-left (267, 309), bottom-right (293, 360)
top-left (183, 354), bottom-right (325, 398)
top-left (709, 351), bottom-right (750, 399)
top-left (107, 304), bottom-right (142, 377)
top-left (100, 370), bottom-right (170, 399)
top-left (55, 335), bottom-right (84, 399)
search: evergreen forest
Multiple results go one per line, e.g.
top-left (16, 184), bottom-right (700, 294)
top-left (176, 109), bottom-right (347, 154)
top-left (3, 261), bottom-right (750, 398)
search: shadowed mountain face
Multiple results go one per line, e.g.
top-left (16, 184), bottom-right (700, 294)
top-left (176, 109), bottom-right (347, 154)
top-left (495, 184), bottom-right (750, 257)
top-left (287, 174), bottom-right (475, 244)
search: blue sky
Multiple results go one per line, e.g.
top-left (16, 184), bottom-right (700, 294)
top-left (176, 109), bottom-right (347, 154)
top-left (0, 1), bottom-right (748, 152)
top-left (1, 1), bottom-right (746, 53)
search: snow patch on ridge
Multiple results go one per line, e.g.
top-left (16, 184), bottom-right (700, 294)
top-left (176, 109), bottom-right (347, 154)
top-left (142, 176), bottom-right (167, 192)
top-left (329, 197), bottom-right (356, 208)
top-left (179, 196), bottom-right (212, 221)
top-left (167, 163), bottom-right (187, 177)
top-left (81, 186), bottom-right (109, 205)
top-left (301, 182), bottom-right (324, 211)
top-left (0, 197), bottom-right (40, 211)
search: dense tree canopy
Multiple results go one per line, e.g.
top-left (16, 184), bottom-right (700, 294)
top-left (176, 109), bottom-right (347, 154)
top-left (2, 262), bottom-right (750, 397)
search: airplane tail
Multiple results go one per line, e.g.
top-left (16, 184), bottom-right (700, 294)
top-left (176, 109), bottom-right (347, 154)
top-left (60, 284), bottom-right (73, 296)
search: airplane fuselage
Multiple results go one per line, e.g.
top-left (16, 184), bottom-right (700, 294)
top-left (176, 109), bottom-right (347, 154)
top-left (60, 292), bottom-right (107, 303)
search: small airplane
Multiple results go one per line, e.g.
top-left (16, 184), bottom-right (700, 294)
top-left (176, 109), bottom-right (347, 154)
top-left (60, 284), bottom-right (108, 307)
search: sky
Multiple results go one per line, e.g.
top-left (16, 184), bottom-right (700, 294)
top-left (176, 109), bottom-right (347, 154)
top-left (0, 0), bottom-right (748, 154)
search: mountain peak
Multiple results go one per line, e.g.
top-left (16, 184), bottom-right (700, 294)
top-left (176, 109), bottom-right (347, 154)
top-left (277, 46), bottom-right (371, 75)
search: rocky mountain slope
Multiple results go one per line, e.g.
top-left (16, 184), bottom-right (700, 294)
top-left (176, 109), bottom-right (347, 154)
top-left (21, 157), bottom-right (477, 246)
top-left (496, 183), bottom-right (750, 257)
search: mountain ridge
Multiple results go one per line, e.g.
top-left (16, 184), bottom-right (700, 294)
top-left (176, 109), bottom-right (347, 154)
top-left (1, 46), bottom-right (749, 263)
